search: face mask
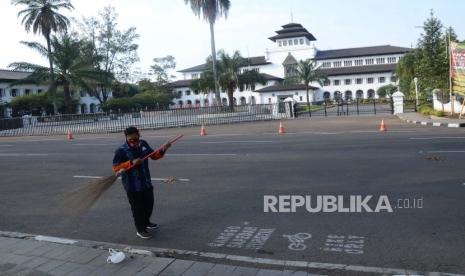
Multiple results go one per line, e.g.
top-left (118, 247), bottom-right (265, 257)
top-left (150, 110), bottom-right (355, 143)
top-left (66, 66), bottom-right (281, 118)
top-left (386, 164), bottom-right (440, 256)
top-left (126, 136), bottom-right (140, 148)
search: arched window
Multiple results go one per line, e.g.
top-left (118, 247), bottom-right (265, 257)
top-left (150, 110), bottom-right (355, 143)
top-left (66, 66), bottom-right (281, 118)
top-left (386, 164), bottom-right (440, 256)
top-left (323, 91), bottom-right (331, 100)
top-left (90, 103), bottom-right (96, 113)
top-left (187, 100), bottom-right (192, 105)
top-left (178, 100), bottom-right (183, 106)
top-left (240, 97), bottom-right (246, 105)
top-left (251, 96), bottom-right (256, 105)
top-left (356, 90), bottom-right (364, 99)
top-left (345, 91), bottom-right (353, 101)
top-left (367, 89), bottom-right (375, 99)
top-left (222, 98), bottom-right (228, 106)
top-left (80, 104), bottom-right (88, 114)
top-left (195, 99), bottom-right (200, 107)
top-left (233, 97), bottom-right (237, 105)
top-left (334, 91), bottom-right (342, 101)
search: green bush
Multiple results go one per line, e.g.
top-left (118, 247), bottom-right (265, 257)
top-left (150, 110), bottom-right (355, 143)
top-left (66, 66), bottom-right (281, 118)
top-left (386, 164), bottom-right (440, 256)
top-left (417, 104), bottom-right (444, 117)
top-left (102, 91), bottom-right (173, 112)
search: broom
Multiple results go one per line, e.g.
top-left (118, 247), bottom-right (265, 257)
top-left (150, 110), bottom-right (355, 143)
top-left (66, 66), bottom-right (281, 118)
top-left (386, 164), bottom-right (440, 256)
top-left (63, 134), bottom-right (184, 216)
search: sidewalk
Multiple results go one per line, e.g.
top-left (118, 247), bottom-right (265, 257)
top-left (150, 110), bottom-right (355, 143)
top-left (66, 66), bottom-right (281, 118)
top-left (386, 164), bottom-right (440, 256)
top-left (397, 112), bottom-right (465, 128)
top-left (0, 233), bottom-right (324, 276)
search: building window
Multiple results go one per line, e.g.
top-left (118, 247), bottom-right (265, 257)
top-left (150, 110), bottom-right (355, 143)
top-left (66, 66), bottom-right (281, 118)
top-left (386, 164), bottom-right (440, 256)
top-left (0, 88), bottom-right (3, 97)
top-left (323, 79), bottom-right (330, 86)
top-left (306, 40), bottom-right (310, 45)
top-left (334, 80), bottom-right (340, 86)
top-left (367, 78), bottom-right (374, 84)
top-left (376, 57), bottom-right (385, 64)
top-left (25, 89), bottom-right (31, 95)
top-left (354, 59), bottom-right (363, 66)
top-left (365, 58), bottom-right (374, 65)
top-left (177, 91), bottom-right (183, 97)
top-left (379, 77), bottom-right (385, 83)
top-left (344, 60), bottom-right (352, 67)
top-left (356, 78), bottom-right (363, 84)
top-left (299, 38), bottom-right (304, 45)
top-left (390, 76), bottom-right (397, 82)
top-left (191, 73), bottom-right (198, 79)
top-left (194, 90), bottom-right (199, 95)
top-left (289, 39), bottom-right (293, 46)
top-left (268, 98), bottom-right (272, 103)
top-left (11, 89), bottom-right (18, 97)
top-left (333, 61), bottom-right (342, 67)
top-left (185, 90), bottom-right (191, 96)
top-left (294, 39), bottom-right (298, 45)
top-left (37, 89), bottom-right (43, 94)
top-left (387, 57), bottom-right (397, 63)
top-left (278, 41), bottom-right (282, 47)
top-left (283, 40), bottom-right (288, 46)
top-left (321, 62), bottom-right (331, 68)
top-left (299, 96), bottom-right (303, 101)
top-left (344, 79), bottom-right (351, 85)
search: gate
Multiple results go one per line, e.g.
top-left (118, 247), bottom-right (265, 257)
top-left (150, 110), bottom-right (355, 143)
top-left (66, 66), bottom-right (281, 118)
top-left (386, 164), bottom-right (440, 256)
top-left (295, 99), bottom-right (393, 118)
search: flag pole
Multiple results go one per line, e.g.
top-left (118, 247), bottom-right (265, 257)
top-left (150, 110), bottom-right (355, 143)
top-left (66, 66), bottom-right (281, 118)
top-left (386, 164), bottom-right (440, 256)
top-left (448, 30), bottom-right (454, 116)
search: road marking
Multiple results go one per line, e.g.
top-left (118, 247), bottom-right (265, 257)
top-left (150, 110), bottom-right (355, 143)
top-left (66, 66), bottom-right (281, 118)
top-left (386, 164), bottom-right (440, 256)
top-left (34, 235), bottom-right (77, 245)
top-left (323, 235), bottom-right (365, 255)
top-left (72, 143), bottom-right (118, 146)
top-left (200, 141), bottom-right (272, 144)
top-left (427, 151), bottom-right (465, 153)
top-left (167, 153), bottom-right (237, 156)
top-left (0, 153), bottom-right (49, 156)
top-left (409, 137), bottom-right (465, 140)
top-left (72, 175), bottom-right (190, 182)
top-left (208, 225), bottom-right (275, 250)
top-left (0, 145), bottom-right (13, 147)
top-left (283, 233), bottom-right (312, 251)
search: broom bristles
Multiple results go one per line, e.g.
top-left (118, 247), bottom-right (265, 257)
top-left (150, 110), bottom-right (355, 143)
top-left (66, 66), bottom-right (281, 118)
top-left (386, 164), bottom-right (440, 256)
top-left (62, 174), bottom-right (119, 217)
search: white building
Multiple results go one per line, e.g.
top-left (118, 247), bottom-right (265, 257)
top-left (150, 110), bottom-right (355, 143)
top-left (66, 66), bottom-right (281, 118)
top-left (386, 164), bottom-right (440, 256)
top-left (170, 23), bottom-right (411, 107)
top-left (0, 69), bottom-right (104, 117)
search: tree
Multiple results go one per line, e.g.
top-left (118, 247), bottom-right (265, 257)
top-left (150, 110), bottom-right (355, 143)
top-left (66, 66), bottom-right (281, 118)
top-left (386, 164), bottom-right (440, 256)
top-left (184, 0), bottom-right (231, 105)
top-left (285, 59), bottom-right (327, 113)
top-left (10, 34), bottom-right (110, 114)
top-left (195, 50), bottom-right (265, 111)
top-left (12, 0), bottom-right (74, 115)
top-left (396, 51), bottom-right (416, 97)
top-left (77, 6), bottom-right (140, 103)
top-left (150, 55), bottom-right (176, 86)
top-left (8, 90), bottom-right (76, 116)
top-left (376, 84), bottom-right (398, 98)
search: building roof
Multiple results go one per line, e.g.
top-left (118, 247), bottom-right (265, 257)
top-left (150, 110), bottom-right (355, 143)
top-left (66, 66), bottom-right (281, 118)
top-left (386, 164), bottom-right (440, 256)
top-left (254, 83), bottom-right (318, 93)
top-left (319, 64), bottom-right (397, 76)
top-left (0, 69), bottom-right (31, 81)
top-left (282, 53), bottom-right (298, 65)
top-left (170, 79), bottom-right (193, 88)
top-left (269, 23), bottom-right (317, 42)
top-left (178, 56), bottom-right (271, 73)
top-left (315, 45), bottom-right (411, 60)
top-left (261, 73), bottom-right (283, 81)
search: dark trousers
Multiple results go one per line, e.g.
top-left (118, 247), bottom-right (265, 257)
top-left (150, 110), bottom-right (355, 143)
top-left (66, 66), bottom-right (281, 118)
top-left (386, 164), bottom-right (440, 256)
top-left (126, 188), bottom-right (154, 232)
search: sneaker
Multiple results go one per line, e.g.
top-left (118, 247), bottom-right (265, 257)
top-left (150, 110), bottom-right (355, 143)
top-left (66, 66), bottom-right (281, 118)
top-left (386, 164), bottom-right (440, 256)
top-left (136, 231), bottom-right (152, 239)
top-left (147, 222), bottom-right (159, 230)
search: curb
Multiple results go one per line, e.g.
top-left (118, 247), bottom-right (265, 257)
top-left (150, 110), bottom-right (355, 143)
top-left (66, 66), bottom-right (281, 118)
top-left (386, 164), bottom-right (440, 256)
top-left (397, 115), bottom-right (465, 128)
top-left (1, 231), bottom-right (464, 276)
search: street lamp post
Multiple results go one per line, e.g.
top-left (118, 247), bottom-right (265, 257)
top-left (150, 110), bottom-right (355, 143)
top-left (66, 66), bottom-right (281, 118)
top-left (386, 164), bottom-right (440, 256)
top-left (414, 77), bottom-right (419, 107)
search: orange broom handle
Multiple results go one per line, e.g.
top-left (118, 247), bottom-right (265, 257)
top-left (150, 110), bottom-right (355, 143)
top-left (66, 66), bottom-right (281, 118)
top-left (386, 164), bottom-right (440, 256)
top-left (123, 134), bottom-right (184, 173)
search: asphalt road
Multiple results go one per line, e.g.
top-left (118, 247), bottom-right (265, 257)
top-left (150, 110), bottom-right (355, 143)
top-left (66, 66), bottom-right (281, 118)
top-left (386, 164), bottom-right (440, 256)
top-left (0, 116), bottom-right (464, 274)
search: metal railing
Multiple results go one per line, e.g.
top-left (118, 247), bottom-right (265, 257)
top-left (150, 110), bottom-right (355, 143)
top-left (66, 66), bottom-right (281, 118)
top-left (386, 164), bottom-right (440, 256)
top-left (0, 103), bottom-right (293, 137)
top-left (295, 99), bottom-right (394, 118)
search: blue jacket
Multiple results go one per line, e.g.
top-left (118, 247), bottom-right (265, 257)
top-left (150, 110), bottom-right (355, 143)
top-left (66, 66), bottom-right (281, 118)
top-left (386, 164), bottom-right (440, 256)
top-left (113, 140), bottom-right (155, 192)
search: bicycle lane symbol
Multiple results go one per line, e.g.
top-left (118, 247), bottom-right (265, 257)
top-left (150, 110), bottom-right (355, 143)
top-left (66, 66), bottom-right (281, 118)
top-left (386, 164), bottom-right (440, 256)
top-left (283, 233), bottom-right (312, 251)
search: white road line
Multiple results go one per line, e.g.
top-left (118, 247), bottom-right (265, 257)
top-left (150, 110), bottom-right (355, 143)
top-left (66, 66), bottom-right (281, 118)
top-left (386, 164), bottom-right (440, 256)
top-left (409, 137), bottom-right (465, 140)
top-left (0, 153), bottom-right (49, 156)
top-left (200, 141), bottom-right (272, 144)
top-left (427, 151), bottom-right (465, 153)
top-left (72, 175), bottom-right (190, 182)
top-left (72, 143), bottom-right (118, 146)
top-left (167, 153), bottom-right (237, 156)
top-left (0, 145), bottom-right (13, 147)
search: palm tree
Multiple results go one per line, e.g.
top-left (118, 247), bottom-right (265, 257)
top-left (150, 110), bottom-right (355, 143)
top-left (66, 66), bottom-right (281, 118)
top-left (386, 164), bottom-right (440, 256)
top-left (197, 50), bottom-right (265, 111)
top-left (10, 35), bottom-right (111, 114)
top-left (285, 60), bottom-right (327, 115)
top-left (184, 0), bottom-right (230, 106)
top-left (12, 0), bottom-right (74, 114)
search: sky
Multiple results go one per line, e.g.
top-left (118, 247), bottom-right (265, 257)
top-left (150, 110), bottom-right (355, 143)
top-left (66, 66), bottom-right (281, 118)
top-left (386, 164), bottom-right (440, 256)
top-left (0, 0), bottom-right (464, 81)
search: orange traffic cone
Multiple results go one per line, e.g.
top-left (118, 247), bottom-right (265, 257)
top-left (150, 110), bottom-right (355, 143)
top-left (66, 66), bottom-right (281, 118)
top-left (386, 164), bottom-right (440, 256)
top-left (200, 124), bottom-right (207, 136)
top-left (278, 121), bottom-right (285, 134)
top-left (379, 118), bottom-right (387, 132)
top-left (67, 129), bottom-right (74, 140)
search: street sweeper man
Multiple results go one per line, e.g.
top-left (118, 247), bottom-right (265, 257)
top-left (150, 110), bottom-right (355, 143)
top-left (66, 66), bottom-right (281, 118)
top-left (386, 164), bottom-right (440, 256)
top-left (112, 126), bottom-right (171, 239)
